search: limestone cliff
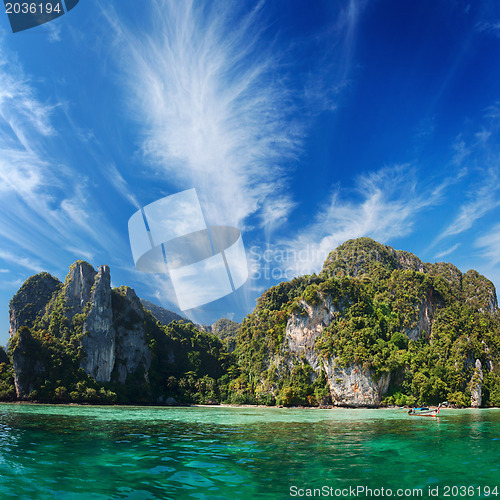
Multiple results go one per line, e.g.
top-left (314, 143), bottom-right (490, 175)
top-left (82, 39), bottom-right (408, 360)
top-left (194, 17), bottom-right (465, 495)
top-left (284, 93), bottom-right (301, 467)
top-left (112, 287), bottom-right (151, 384)
top-left (9, 272), bottom-right (61, 337)
top-left (470, 359), bottom-right (484, 408)
top-left (9, 261), bottom-right (152, 397)
top-left (403, 290), bottom-right (441, 341)
top-left (63, 260), bottom-right (97, 321)
top-left (237, 237), bottom-right (500, 407)
top-left (284, 297), bottom-right (390, 406)
top-left (11, 327), bottom-right (46, 399)
top-left (80, 265), bottom-right (115, 383)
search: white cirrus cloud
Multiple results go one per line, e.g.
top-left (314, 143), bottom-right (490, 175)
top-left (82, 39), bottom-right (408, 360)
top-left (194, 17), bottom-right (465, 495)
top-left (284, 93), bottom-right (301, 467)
top-left (476, 21), bottom-right (500, 38)
top-left (476, 224), bottom-right (500, 266)
top-left (0, 39), bottom-right (128, 273)
top-left (434, 243), bottom-right (461, 260)
top-left (437, 167), bottom-right (500, 241)
top-left (105, 0), bottom-right (364, 230)
top-left (0, 250), bottom-right (45, 274)
top-left (278, 165), bottom-right (447, 276)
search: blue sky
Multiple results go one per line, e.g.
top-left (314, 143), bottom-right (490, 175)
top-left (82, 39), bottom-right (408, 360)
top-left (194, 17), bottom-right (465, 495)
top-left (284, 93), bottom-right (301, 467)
top-left (1, 0), bottom-right (500, 345)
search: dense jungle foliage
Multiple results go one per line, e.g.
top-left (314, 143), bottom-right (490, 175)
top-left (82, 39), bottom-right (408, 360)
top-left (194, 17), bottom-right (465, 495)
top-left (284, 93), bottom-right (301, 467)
top-left (233, 238), bottom-right (500, 407)
top-left (2, 238), bottom-right (500, 407)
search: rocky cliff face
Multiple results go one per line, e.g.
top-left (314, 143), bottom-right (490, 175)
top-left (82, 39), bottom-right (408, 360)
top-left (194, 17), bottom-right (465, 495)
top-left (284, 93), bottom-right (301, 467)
top-left (237, 237), bottom-right (500, 407)
top-left (325, 363), bottom-right (391, 407)
top-left (112, 287), bottom-right (151, 384)
top-left (80, 265), bottom-right (115, 383)
top-left (462, 270), bottom-right (498, 314)
top-left (404, 290), bottom-right (440, 341)
top-left (9, 272), bottom-right (61, 337)
top-left (11, 326), bottom-right (46, 399)
top-left (9, 261), bottom-right (152, 397)
top-left (285, 298), bottom-right (336, 373)
top-left (284, 297), bottom-right (389, 406)
top-left (470, 359), bottom-right (484, 408)
top-left (63, 261), bottom-right (97, 321)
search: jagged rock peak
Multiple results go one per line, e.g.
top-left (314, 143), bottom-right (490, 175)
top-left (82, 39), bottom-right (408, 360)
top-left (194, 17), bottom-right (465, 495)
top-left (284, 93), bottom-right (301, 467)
top-left (115, 286), bottom-right (143, 315)
top-left (463, 270), bottom-right (498, 314)
top-left (140, 299), bottom-right (188, 326)
top-left (80, 264), bottom-right (114, 383)
top-left (91, 265), bottom-right (112, 307)
top-left (112, 286), bottom-right (151, 385)
top-left (63, 260), bottom-right (98, 320)
top-left (322, 237), bottom-right (433, 277)
top-left (9, 272), bottom-right (61, 337)
top-left (322, 238), bottom-right (398, 277)
top-left (322, 237), bottom-right (464, 279)
top-left (322, 237), bottom-right (497, 314)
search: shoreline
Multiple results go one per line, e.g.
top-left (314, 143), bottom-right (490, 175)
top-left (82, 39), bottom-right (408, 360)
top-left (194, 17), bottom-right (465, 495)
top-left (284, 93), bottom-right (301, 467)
top-left (0, 400), bottom-right (497, 410)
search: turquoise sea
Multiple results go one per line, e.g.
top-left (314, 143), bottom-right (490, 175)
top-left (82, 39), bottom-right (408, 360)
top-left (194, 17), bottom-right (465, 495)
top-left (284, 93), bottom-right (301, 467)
top-left (0, 404), bottom-right (499, 499)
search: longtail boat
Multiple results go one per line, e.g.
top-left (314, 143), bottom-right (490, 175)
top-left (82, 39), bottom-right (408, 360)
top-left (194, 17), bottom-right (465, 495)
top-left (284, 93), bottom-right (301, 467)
top-left (408, 403), bottom-right (441, 417)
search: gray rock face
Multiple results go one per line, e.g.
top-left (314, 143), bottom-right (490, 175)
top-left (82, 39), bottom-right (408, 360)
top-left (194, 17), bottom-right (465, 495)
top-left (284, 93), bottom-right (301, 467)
top-left (395, 250), bottom-right (426, 272)
top-left (113, 287), bottom-right (151, 384)
top-left (9, 261), bottom-right (153, 389)
top-left (285, 298), bottom-right (337, 372)
top-left (9, 272), bottom-right (61, 337)
top-left (62, 263), bottom-right (153, 384)
top-left (11, 327), bottom-right (45, 398)
top-left (470, 359), bottom-right (483, 407)
top-left (326, 363), bottom-right (391, 407)
top-left (463, 270), bottom-right (498, 314)
top-left (80, 265), bottom-right (116, 383)
top-left (63, 261), bottom-right (97, 321)
top-left (284, 297), bottom-right (390, 406)
top-left (404, 291), bottom-right (440, 341)
top-left (80, 271), bottom-right (152, 384)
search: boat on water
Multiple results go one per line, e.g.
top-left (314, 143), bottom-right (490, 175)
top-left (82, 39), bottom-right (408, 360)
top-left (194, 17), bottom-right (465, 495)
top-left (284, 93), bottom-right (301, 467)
top-left (408, 403), bottom-right (441, 417)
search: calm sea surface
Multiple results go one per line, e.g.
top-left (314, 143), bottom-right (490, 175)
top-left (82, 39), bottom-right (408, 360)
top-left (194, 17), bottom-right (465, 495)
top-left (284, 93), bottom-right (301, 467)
top-left (0, 404), bottom-right (498, 499)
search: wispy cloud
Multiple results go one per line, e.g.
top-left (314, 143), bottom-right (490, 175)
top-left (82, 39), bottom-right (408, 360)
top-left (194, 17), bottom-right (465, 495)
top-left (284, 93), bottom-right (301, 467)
top-left (437, 168), bottom-right (500, 241)
top-left (0, 279), bottom-right (23, 291)
top-left (278, 165), bottom-right (445, 275)
top-left (102, 162), bottom-right (141, 209)
top-left (476, 224), bottom-right (500, 266)
top-left (0, 250), bottom-right (45, 274)
top-left (260, 196), bottom-right (296, 237)
top-left (106, 0), bottom-right (362, 230)
top-left (44, 22), bottom-right (62, 43)
top-left (434, 243), bottom-right (461, 260)
top-left (64, 246), bottom-right (95, 262)
top-left (435, 101), bottom-right (500, 244)
top-left (0, 39), bottom-right (128, 274)
top-left (476, 21), bottom-right (500, 38)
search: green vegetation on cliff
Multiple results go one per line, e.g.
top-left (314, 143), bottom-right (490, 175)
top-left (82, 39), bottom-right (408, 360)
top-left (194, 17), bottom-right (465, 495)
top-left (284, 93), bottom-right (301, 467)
top-left (3, 239), bottom-right (500, 407)
top-left (232, 238), bottom-right (500, 407)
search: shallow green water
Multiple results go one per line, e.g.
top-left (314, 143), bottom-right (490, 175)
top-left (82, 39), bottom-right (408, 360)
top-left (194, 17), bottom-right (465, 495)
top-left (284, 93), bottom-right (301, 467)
top-left (0, 404), bottom-right (499, 499)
